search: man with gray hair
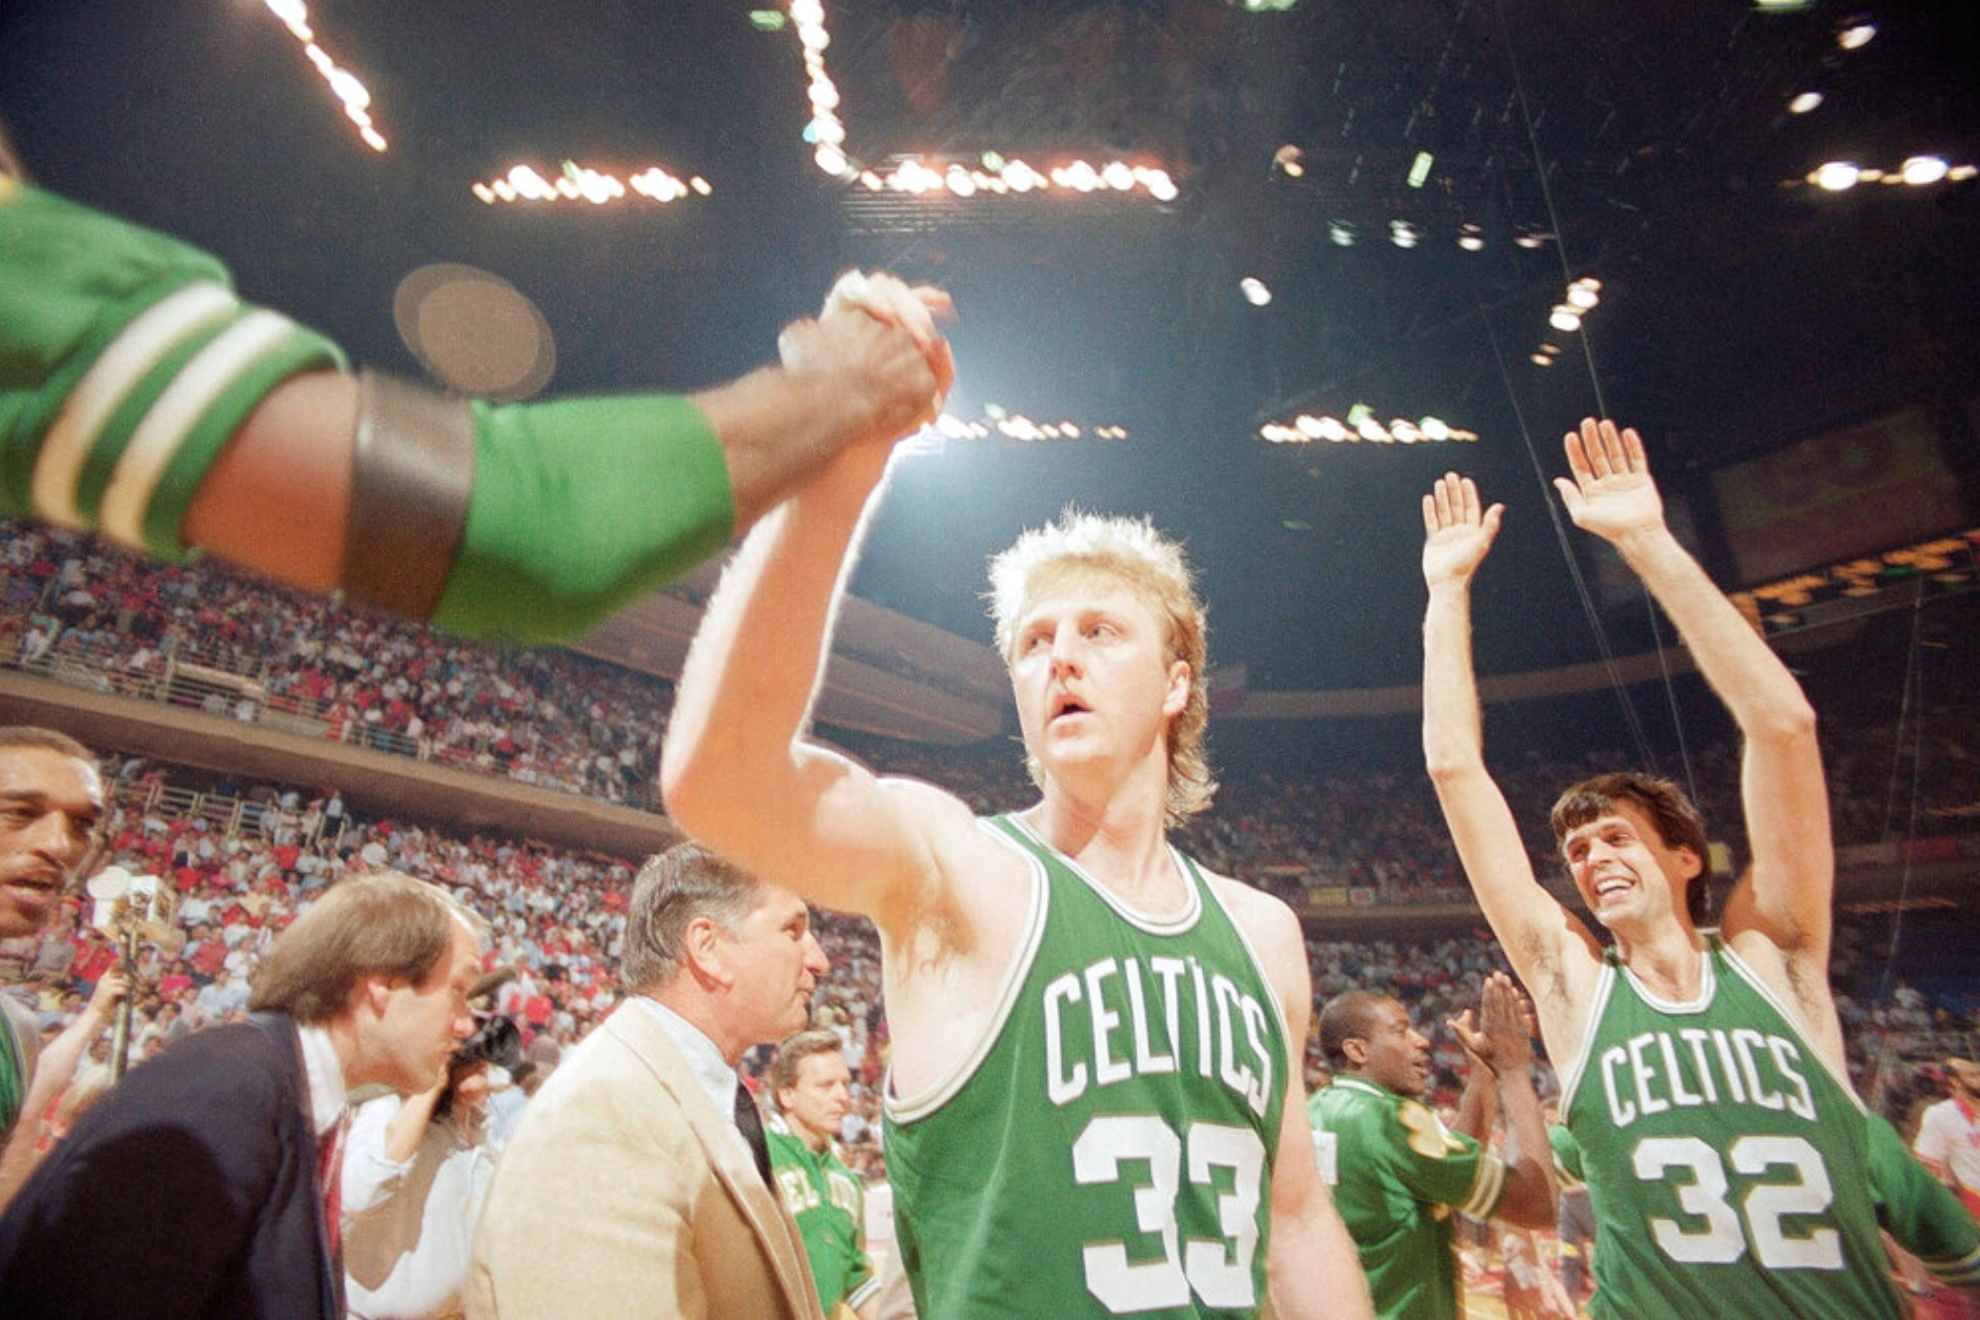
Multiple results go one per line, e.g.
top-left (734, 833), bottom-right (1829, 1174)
top-left (467, 841), bottom-right (828, 1320)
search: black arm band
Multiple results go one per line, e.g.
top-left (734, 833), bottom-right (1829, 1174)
top-left (343, 368), bottom-right (478, 620)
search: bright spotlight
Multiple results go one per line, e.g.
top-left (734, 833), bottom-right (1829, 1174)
top-left (1901, 155), bottom-right (1950, 185)
top-left (1811, 160), bottom-right (1860, 191)
top-left (1240, 277), bottom-right (1273, 307)
top-left (1788, 91), bottom-right (1824, 114)
top-left (1836, 21), bottom-right (1876, 49)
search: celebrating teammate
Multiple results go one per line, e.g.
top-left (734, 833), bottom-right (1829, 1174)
top-left (2, 178), bottom-right (950, 643)
top-left (662, 283), bottom-right (1369, 1318)
top-left (1311, 972), bottom-right (1556, 1320)
top-left (1418, 419), bottom-right (1907, 1316)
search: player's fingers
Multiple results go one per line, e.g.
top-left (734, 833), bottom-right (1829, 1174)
top-left (913, 285), bottom-right (956, 320)
top-left (1621, 425), bottom-right (1647, 471)
top-left (1580, 418), bottom-right (1613, 477)
top-left (1562, 427), bottom-right (1592, 484)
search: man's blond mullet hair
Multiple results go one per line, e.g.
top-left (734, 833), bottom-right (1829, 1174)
top-left (987, 508), bottom-right (1215, 827)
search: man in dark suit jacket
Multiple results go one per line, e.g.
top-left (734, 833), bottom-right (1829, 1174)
top-left (0, 869), bottom-right (485, 1320)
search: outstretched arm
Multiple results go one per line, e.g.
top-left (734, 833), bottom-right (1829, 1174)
top-left (1245, 894), bottom-right (1372, 1320)
top-left (1553, 419), bottom-right (1831, 960)
top-left (660, 276), bottom-right (964, 930)
top-left (1420, 474), bottom-right (1576, 995)
top-left (1463, 973), bottom-right (1556, 1230)
top-left (0, 969), bottom-right (125, 1213)
top-left (2, 181), bottom-right (948, 643)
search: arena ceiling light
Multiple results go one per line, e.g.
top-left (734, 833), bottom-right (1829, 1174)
top-left (786, 0), bottom-right (1179, 207)
top-left (469, 162), bottom-right (712, 207)
top-left (1257, 406), bottom-right (1477, 446)
top-left (259, 0), bottom-right (387, 152)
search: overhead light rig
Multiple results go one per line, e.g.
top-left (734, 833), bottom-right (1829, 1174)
top-left (259, 0), bottom-right (387, 152)
top-left (784, 0), bottom-right (1181, 223)
top-left (1257, 403), bottom-right (1477, 447)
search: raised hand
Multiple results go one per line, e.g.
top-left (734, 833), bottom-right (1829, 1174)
top-left (1479, 971), bottom-right (1534, 1074)
top-left (776, 270), bottom-right (956, 444)
top-left (1552, 417), bottom-right (1664, 544)
top-left (816, 269), bottom-right (956, 414)
top-left (1421, 471), bottom-right (1505, 590)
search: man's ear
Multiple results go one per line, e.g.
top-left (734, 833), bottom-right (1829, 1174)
top-left (1341, 1037), bottom-right (1370, 1070)
top-left (681, 915), bottom-right (731, 989)
top-left (1163, 660), bottom-right (1191, 719)
top-left (353, 973), bottom-right (392, 1020)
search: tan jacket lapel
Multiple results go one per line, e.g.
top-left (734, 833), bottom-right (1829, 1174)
top-left (605, 1008), bottom-right (824, 1320)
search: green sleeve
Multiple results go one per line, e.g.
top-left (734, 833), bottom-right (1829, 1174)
top-left (1548, 1121), bottom-right (1585, 1187)
top-left (1867, 1111), bottom-right (1980, 1286)
top-left (0, 179), bottom-right (343, 549)
top-left (431, 392), bottom-right (736, 643)
top-left (1380, 1096), bottom-right (1504, 1219)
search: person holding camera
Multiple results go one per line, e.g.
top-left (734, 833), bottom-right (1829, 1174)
top-left (343, 1001), bottom-right (520, 1320)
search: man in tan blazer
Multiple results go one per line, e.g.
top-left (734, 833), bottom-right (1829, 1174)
top-left (467, 842), bottom-right (830, 1320)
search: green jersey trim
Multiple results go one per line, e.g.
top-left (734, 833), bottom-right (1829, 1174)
top-left (1715, 940), bottom-right (1864, 1115)
top-left (1003, 813), bottom-right (1204, 935)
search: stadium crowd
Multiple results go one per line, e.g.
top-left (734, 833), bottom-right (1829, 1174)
top-left (3, 521), bottom-right (1977, 1316)
top-left (3, 751), bottom-right (1970, 1184)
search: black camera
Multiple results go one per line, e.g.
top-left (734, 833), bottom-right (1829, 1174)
top-left (451, 1011), bottom-right (522, 1072)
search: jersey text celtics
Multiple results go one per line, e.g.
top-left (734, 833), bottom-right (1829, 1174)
top-left (885, 815), bottom-right (1288, 1319)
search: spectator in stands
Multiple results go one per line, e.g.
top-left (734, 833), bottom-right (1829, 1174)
top-left (1914, 1057), bottom-right (1980, 1218)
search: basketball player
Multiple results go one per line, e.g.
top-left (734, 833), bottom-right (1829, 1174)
top-left (1418, 419), bottom-right (1904, 1316)
top-left (1, 177), bottom-right (949, 643)
top-left (662, 303), bottom-right (1370, 1318)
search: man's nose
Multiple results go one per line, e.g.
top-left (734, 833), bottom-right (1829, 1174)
top-left (1049, 630), bottom-right (1085, 674)
top-left (25, 810), bottom-right (86, 868)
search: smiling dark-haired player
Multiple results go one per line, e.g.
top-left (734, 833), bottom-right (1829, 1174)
top-left (1418, 419), bottom-right (1906, 1318)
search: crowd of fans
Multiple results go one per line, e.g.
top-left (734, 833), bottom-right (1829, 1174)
top-left (7, 521), bottom-right (1980, 891)
top-left (2, 522), bottom-right (668, 807)
top-left (2, 752), bottom-right (1970, 1191)
top-left (3, 519), bottom-right (1977, 1207)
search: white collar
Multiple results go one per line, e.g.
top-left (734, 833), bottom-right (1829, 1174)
top-left (625, 995), bottom-right (741, 1119)
top-left (294, 1022), bottom-right (348, 1137)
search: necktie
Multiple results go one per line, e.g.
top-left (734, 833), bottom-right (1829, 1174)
top-left (733, 1081), bottom-right (773, 1187)
top-left (317, 1115), bottom-right (346, 1268)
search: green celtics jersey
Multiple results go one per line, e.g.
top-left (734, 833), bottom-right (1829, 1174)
top-left (1558, 935), bottom-right (1903, 1318)
top-left (883, 815), bottom-right (1289, 1319)
top-left (1309, 1075), bottom-right (1505, 1320)
top-left (1865, 1110), bottom-right (1980, 1291)
top-left (766, 1111), bottom-right (877, 1315)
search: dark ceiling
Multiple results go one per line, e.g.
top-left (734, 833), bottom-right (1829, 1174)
top-left (4, 0), bottom-right (1977, 734)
